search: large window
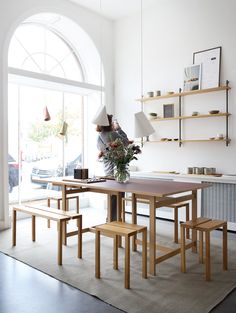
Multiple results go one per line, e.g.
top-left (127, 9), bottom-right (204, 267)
top-left (8, 15), bottom-right (102, 204)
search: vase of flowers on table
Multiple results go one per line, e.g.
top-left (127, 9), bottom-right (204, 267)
top-left (103, 138), bottom-right (141, 183)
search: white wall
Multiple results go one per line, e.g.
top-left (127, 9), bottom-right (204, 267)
top-left (114, 0), bottom-right (236, 175)
top-left (0, 0), bottom-right (114, 228)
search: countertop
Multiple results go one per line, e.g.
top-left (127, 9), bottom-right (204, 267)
top-left (131, 171), bottom-right (236, 184)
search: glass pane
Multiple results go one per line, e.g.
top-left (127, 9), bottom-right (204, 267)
top-left (8, 24), bottom-right (83, 82)
top-left (64, 92), bottom-right (83, 176)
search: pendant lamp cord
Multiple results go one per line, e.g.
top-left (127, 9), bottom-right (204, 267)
top-left (140, 0), bottom-right (143, 112)
top-left (100, 0), bottom-right (103, 107)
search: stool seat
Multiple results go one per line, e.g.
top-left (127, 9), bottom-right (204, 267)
top-left (182, 217), bottom-right (211, 228)
top-left (196, 220), bottom-right (226, 231)
top-left (95, 221), bottom-right (147, 289)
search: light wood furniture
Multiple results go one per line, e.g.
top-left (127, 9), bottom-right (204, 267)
top-left (181, 218), bottom-right (227, 281)
top-left (95, 221), bottom-right (147, 289)
top-left (37, 177), bottom-right (210, 275)
top-left (136, 82), bottom-right (231, 146)
top-left (47, 190), bottom-right (79, 228)
top-left (122, 196), bottom-right (190, 243)
top-left (12, 204), bottom-right (82, 265)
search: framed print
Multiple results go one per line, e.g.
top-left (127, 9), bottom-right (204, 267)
top-left (163, 104), bottom-right (174, 118)
top-left (183, 64), bottom-right (201, 91)
top-left (193, 46), bottom-right (221, 89)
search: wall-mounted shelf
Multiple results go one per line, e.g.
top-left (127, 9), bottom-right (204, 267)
top-left (136, 85), bottom-right (231, 103)
top-left (136, 80), bottom-right (231, 147)
top-left (150, 112), bottom-right (231, 122)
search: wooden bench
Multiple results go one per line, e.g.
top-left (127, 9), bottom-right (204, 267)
top-left (47, 190), bottom-right (80, 228)
top-left (95, 221), bottom-right (147, 289)
top-left (181, 218), bottom-right (227, 281)
top-left (12, 205), bottom-right (82, 265)
top-left (122, 196), bottom-right (190, 243)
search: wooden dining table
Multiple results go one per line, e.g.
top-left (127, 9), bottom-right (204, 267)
top-left (42, 177), bottom-right (210, 276)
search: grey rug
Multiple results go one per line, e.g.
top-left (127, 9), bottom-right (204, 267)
top-left (0, 217), bottom-right (236, 313)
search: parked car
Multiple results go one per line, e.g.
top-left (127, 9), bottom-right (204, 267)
top-left (31, 154), bottom-right (82, 187)
top-left (8, 154), bottom-right (19, 192)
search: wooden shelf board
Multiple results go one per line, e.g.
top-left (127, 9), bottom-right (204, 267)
top-left (151, 112), bottom-right (231, 122)
top-left (147, 139), bottom-right (231, 143)
top-left (136, 85), bottom-right (231, 102)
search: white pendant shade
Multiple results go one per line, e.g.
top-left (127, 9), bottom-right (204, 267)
top-left (92, 105), bottom-right (109, 126)
top-left (134, 111), bottom-right (155, 138)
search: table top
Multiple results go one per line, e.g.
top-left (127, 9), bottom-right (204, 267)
top-left (45, 177), bottom-right (210, 197)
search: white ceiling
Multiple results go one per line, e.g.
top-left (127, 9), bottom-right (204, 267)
top-left (69, 0), bottom-right (157, 20)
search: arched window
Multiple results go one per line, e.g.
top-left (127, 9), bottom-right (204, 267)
top-left (9, 23), bottom-right (84, 81)
top-left (8, 14), bottom-right (103, 204)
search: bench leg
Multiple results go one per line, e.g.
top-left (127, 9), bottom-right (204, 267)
top-left (205, 231), bottom-right (211, 281)
top-left (113, 235), bottom-right (118, 270)
top-left (174, 207), bottom-right (178, 243)
top-left (47, 198), bottom-right (51, 228)
top-left (95, 230), bottom-right (100, 278)
top-left (180, 224), bottom-right (186, 273)
top-left (125, 235), bottom-right (130, 289)
top-left (32, 215), bottom-right (36, 242)
top-left (78, 216), bottom-right (82, 259)
top-left (223, 224), bottom-right (228, 271)
top-left (199, 231), bottom-right (204, 264)
top-left (76, 196), bottom-right (79, 214)
top-left (12, 209), bottom-right (17, 246)
top-left (142, 229), bottom-right (147, 279)
top-left (58, 221), bottom-right (63, 265)
top-left (186, 204), bottom-right (190, 240)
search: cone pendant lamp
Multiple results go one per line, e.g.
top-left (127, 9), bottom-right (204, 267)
top-left (43, 106), bottom-right (51, 121)
top-left (134, 111), bottom-right (155, 138)
top-left (92, 105), bottom-right (109, 126)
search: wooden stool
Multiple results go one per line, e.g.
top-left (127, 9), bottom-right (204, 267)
top-left (95, 221), bottom-right (147, 289)
top-left (47, 190), bottom-right (79, 228)
top-left (122, 196), bottom-right (190, 243)
top-left (181, 218), bottom-right (227, 281)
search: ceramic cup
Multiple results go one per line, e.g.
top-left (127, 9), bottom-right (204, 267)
top-left (155, 90), bottom-right (161, 97)
top-left (147, 91), bottom-right (154, 97)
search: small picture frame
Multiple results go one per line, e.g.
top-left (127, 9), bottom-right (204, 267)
top-left (163, 104), bottom-right (174, 118)
top-left (193, 46), bottom-right (221, 89)
top-left (183, 64), bottom-right (201, 91)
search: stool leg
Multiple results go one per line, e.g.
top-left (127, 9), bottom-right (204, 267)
top-left (142, 229), bottom-right (147, 279)
top-left (186, 204), bottom-right (190, 240)
top-left (12, 209), bottom-right (17, 246)
top-left (205, 231), bottom-right (211, 281)
top-left (113, 235), bottom-right (118, 270)
top-left (77, 216), bottom-right (82, 259)
top-left (58, 199), bottom-right (61, 210)
top-left (199, 231), bottom-right (204, 264)
top-left (58, 221), bottom-right (63, 265)
top-left (125, 235), bottom-right (130, 289)
top-left (47, 198), bottom-right (51, 228)
top-left (32, 215), bottom-right (36, 242)
top-left (95, 230), bottom-right (101, 278)
top-left (76, 196), bottom-right (79, 214)
top-left (223, 224), bottom-right (228, 271)
top-left (174, 207), bottom-right (178, 243)
top-left (180, 224), bottom-right (186, 273)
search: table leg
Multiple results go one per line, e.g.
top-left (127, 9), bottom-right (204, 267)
top-left (191, 190), bottom-right (197, 253)
top-left (132, 193), bottom-right (137, 251)
top-left (125, 235), bottom-right (130, 289)
top-left (107, 194), bottom-right (112, 222)
top-left (149, 196), bottom-right (156, 276)
top-left (117, 192), bottom-right (122, 247)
